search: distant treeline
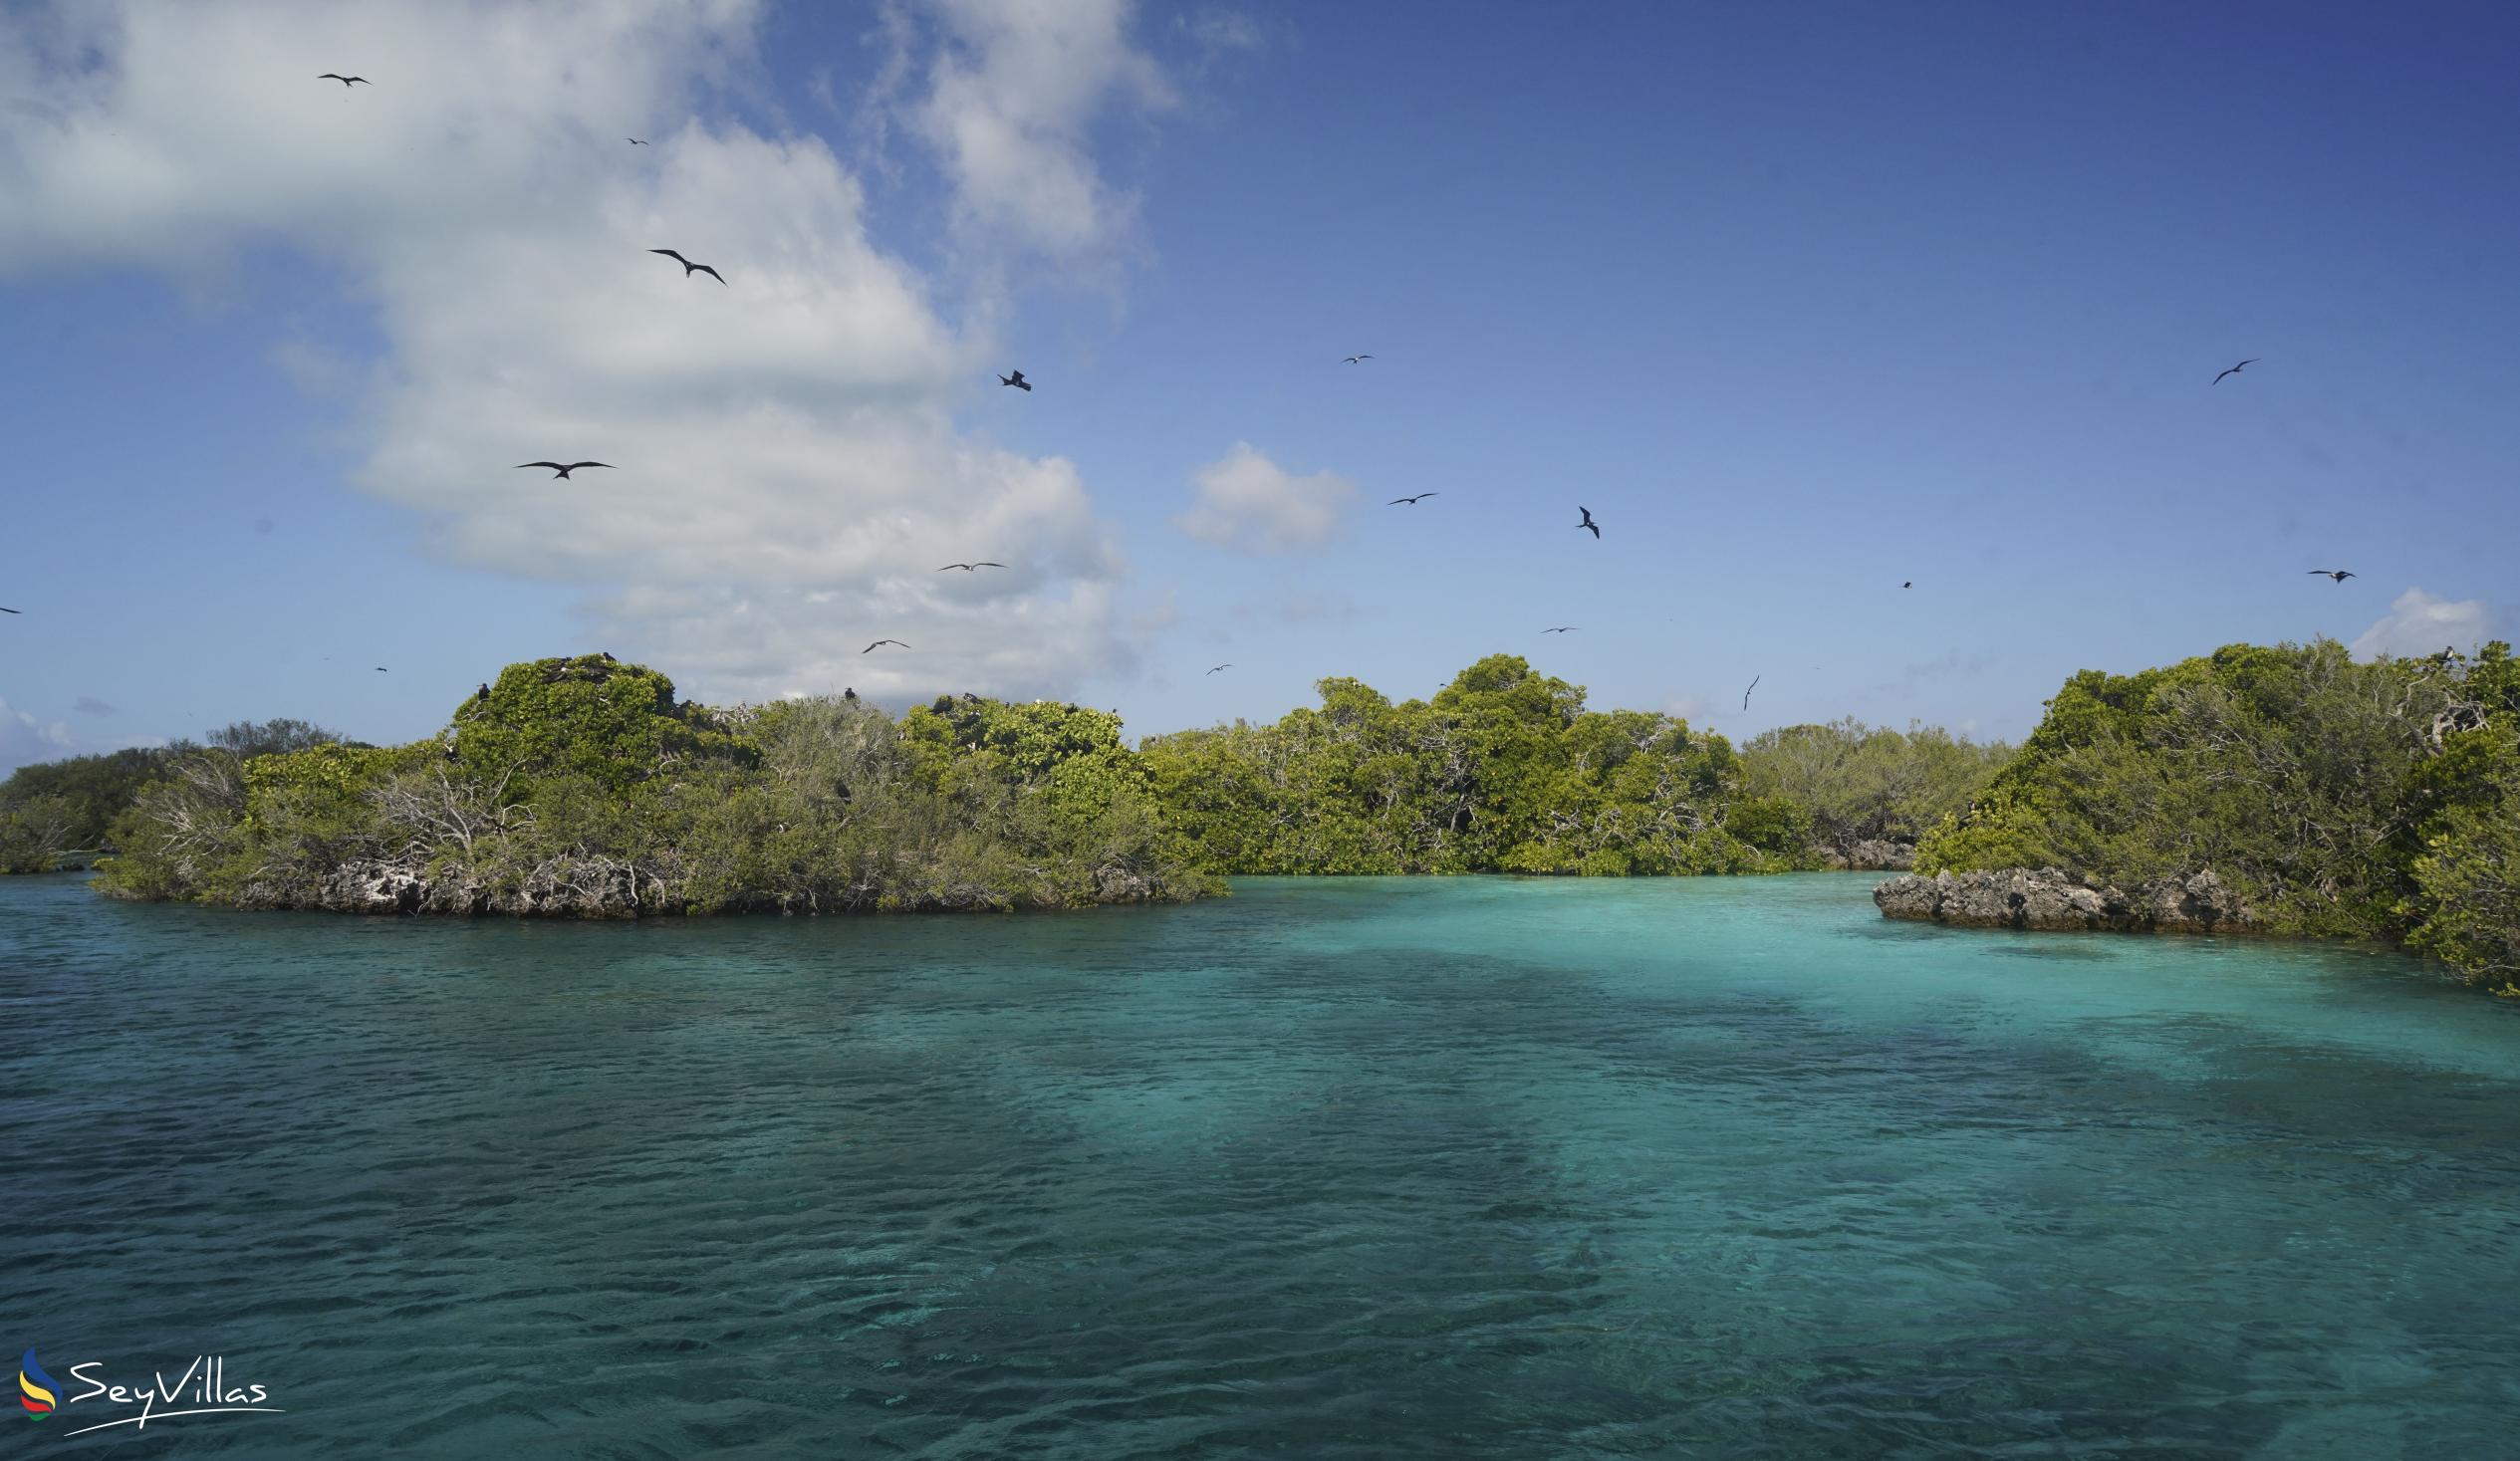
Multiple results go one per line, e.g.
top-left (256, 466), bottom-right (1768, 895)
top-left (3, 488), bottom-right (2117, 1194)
top-left (16, 640), bottom-right (2513, 987)
top-left (1136, 655), bottom-right (1996, 874)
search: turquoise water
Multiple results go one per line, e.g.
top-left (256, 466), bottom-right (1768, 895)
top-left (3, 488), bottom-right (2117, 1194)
top-left (4, 872), bottom-right (2517, 1457)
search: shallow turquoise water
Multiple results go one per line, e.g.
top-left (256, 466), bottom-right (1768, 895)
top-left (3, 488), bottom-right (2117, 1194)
top-left (4, 872), bottom-right (2516, 1457)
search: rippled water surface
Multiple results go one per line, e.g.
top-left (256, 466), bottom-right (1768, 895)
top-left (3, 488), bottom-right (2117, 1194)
top-left (5, 872), bottom-right (2518, 1457)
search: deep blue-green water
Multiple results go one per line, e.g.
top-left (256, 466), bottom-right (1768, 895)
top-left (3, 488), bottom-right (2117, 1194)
top-left (5, 872), bottom-right (2517, 1458)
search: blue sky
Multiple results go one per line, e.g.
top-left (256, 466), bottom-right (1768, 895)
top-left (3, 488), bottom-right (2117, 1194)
top-left (2, 0), bottom-right (2515, 773)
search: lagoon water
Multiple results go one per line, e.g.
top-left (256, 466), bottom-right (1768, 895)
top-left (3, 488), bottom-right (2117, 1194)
top-left (4, 871), bottom-right (2517, 1457)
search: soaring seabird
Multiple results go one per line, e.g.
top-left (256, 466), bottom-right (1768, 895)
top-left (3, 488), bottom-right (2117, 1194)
top-left (999, 369), bottom-right (1031, 391)
top-left (1577, 506), bottom-right (1601, 539)
top-left (1343, 355), bottom-right (1374, 365)
top-left (1544, 626), bottom-right (1578, 633)
top-left (1388, 493), bottom-right (1437, 505)
top-left (517, 461), bottom-right (614, 479)
top-left (862, 639), bottom-right (910, 654)
top-left (1742, 675), bottom-right (1760, 710)
top-left (628, 137), bottom-right (648, 145)
top-left (2309, 569), bottom-right (2356, 582)
top-left (0, 607), bottom-right (18, 614)
top-left (1206, 663), bottom-right (1231, 675)
top-left (649, 248), bottom-right (725, 284)
top-left (2213, 359), bottom-right (2259, 384)
top-left (317, 74), bottom-right (370, 87)
top-left (936, 562), bottom-right (1006, 572)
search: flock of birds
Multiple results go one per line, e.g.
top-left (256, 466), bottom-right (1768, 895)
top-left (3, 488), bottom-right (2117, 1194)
top-left (0, 80), bottom-right (2384, 727)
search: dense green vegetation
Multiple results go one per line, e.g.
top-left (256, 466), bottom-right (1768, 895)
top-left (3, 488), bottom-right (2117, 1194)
top-left (29, 643), bottom-right (2520, 986)
top-left (1918, 638), bottom-right (2520, 989)
top-left (95, 655), bottom-right (1210, 914)
top-left (1141, 655), bottom-right (1804, 874)
top-left (0, 719), bottom-right (349, 872)
top-left (1737, 718), bottom-right (2010, 855)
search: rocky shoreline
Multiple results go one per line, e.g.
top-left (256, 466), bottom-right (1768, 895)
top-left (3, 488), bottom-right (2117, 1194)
top-left (1873, 866), bottom-right (2257, 933)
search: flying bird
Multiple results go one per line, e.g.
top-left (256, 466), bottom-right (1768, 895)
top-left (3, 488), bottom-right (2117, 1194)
top-left (1207, 663), bottom-right (1232, 675)
top-left (1388, 493), bottom-right (1438, 505)
top-left (2213, 359), bottom-right (2259, 384)
top-left (1544, 626), bottom-right (1578, 634)
top-left (517, 461), bottom-right (613, 479)
top-left (0, 607), bottom-right (18, 614)
top-left (1576, 506), bottom-right (1601, 539)
top-left (1742, 675), bottom-right (1760, 711)
top-left (627, 137), bottom-right (648, 145)
top-left (936, 562), bottom-right (1006, 572)
top-left (649, 249), bottom-right (725, 284)
top-left (863, 639), bottom-right (910, 654)
top-left (2309, 569), bottom-right (2356, 582)
top-left (375, 666), bottom-right (389, 673)
top-left (1000, 369), bottom-right (1031, 391)
top-left (317, 74), bottom-right (370, 87)
top-left (1343, 355), bottom-right (1374, 365)
top-left (1902, 581), bottom-right (1912, 589)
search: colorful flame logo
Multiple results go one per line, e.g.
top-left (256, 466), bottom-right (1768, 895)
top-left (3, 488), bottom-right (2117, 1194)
top-left (19, 1348), bottom-right (57, 1418)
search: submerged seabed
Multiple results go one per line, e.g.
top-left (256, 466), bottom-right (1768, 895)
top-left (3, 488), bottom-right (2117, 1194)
top-left (4, 872), bottom-right (2515, 1458)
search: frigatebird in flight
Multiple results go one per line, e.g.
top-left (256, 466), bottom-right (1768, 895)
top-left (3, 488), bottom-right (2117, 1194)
top-left (1743, 675), bottom-right (1760, 711)
top-left (517, 461), bottom-right (613, 479)
top-left (863, 639), bottom-right (910, 654)
top-left (1544, 626), bottom-right (1578, 634)
top-left (1343, 355), bottom-right (1374, 365)
top-left (628, 137), bottom-right (648, 145)
top-left (1577, 506), bottom-right (1601, 539)
top-left (936, 562), bottom-right (1006, 572)
top-left (2213, 359), bottom-right (2259, 384)
top-left (649, 249), bottom-right (725, 284)
top-left (317, 74), bottom-right (370, 88)
top-left (1389, 493), bottom-right (1438, 505)
top-left (2309, 569), bottom-right (2356, 582)
top-left (1207, 663), bottom-right (1232, 675)
top-left (1000, 369), bottom-right (1031, 391)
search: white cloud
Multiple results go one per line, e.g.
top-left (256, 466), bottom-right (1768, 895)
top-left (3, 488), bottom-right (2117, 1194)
top-left (1174, 441), bottom-right (1359, 552)
top-left (2350, 588), bottom-right (2496, 660)
top-left (0, 0), bottom-right (1172, 706)
top-left (0, 698), bottom-right (75, 777)
top-left (881, 0), bottom-right (1172, 262)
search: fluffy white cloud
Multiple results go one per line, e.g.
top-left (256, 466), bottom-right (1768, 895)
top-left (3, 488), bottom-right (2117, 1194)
top-left (1174, 441), bottom-right (1360, 552)
top-left (0, 0), bottom-right (1171, 706)
top-left (0, 698), bottom-right (74, 777)
top-left (2350, 588), bottom-right (2496, 661)
top-left (881, 0), bottom-right (1172, 262)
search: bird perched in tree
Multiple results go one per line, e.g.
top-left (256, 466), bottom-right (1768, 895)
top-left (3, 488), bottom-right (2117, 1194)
top-left (1576, 506), bottom-right (1601, 539)
top-left (476, 683), bottom-right (490, 702)
top-left (2213, 358), bottom-right (2259, 384)
top-left (999, 369), bottom-right (1031, 391)
top-left (317, 73), bottom-right (370, 87)
top-left (843, 687), bottom-right (858, 701)
top-left (1389, 493), bottom-right (1437, 505)
top-left (649, 248), bottom-right (725, 284)
top-left (517, 461), bottom-right (613, 479)
top-left (2309, 569), bottom-right (2356, 582)
top-left (863, 639), bottom-right (910, 654)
